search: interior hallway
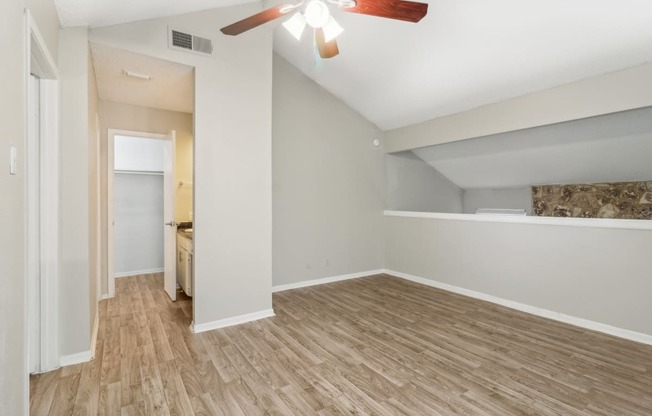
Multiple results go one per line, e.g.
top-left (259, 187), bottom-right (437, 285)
top-left (30, 274), bottom-right (652, 415)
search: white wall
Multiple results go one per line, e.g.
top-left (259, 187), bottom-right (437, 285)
top-left (59, 27), bottom-right (92, 357)
top-left (385, 63), bottom-right (652, 153)
top-left (25, 0), bottom-right (60, 63)
top-left (463, 188), bottom-right (531, 214)
top-left (91, 4), bottom-right (273, 325)
top-left (98, 101), bottom-right (192, 294)
top-left (272, 55), bottom-right (385, 286)
top-left (385, 215), bottom-right (652, 336)
top-left (1, 2), bottom-right (28, 413)
top-left (386, 151), bottom-right (463, 213)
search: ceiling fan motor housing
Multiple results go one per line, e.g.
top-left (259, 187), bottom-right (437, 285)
top-left (305, 0), bottom-right (330, 28)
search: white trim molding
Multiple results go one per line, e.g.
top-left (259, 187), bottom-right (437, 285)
top-left (107, 129), bottom-right (171, 299)
top-left (272, 269), bottom-right (386, 293)
top-left (115, 268), bottom-right (165, 278)
top-left (60, 351), bottom-right (93, 368)
top-left (90, 311), bottom-right (100, 359)
top-left (384, 210), bottom-right (652, 231)
top-left (190, 309), bottom-right (275, 333)
top-left (385, 269), bottom-right (652, 346)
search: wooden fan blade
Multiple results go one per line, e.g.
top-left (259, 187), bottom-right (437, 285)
top-left (315, 28), bottom-right (339, 59)
top-left (220, 4), bottom-right (294, 36)
top-left (344, 0), bottom-right (428, 23)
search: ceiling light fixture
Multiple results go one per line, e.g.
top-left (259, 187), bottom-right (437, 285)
top-left (304, 0), bottom-right (330, 28)
top-left (283, 12), bottom-right (307, 40)
top-left (123, 69), bottom-right (152, 80)
top-left (336, 0), bottom-right (356, 7)
top-left (283, 0), bottom-right (345, 44)
top-left (221, 0), bottom-right (428, 60)
top-left (322, 17), bottom-right (344, 42)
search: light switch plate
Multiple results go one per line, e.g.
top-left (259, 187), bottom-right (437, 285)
top-left (9, 145), bottom-right (17, 175)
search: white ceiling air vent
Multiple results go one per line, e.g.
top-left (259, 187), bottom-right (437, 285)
top-left (168, 27), bottom-right (213, 56)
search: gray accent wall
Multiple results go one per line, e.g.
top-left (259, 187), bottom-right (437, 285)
top-left (272, 55), bottom-right (385, 286)
top-left (386, 151), bottom-right (463, 213)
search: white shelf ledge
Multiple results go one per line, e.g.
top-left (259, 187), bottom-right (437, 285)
top-left (384, 210), bottom-right (652, 231)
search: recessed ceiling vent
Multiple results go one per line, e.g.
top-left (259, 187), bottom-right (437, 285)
top-left (168, 27), bottom-right (213, 56)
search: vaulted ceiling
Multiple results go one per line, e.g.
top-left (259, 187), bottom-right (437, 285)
top-left (55, 0), bottom-right (652, 130)
top-left (54, 0), bottom-right (256, 28)
top-left (411, 107), bottom-right (652, 189)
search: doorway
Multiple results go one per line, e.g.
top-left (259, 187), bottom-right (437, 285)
top-left (107, 130), bottom-right (179, 301)
top-left (89, 43), bottom-right (195, 322)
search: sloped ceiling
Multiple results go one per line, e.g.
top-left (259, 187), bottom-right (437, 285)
top-left (54, 0), bottom-right (257, 28)
top-left (411, 107), bottom-right (652, 189)
top-left (56, 0), bottom-right (652, 130)
top-left (274, 0), bottom-right (652, 130)
top-left (90, 43), bottom-right (194, 113)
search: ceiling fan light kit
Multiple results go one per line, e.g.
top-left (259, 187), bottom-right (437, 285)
top-left (322, 17), bottom-right (344, 42)
top-left (305, 0), bottom-right (331, 28)
top-left (282, 12), bottom-right (307, 40)
top-left (220, 0), bottom-right (428, 59)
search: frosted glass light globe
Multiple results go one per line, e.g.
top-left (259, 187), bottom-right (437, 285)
top-left (305, 0), bottom-right (330, 28)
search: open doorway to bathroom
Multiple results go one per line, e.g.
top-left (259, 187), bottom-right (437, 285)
top-left (90, 43), bottom-right (194, 325)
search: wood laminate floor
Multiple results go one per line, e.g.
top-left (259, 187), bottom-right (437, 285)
top-left (30, 273), bottom-right (652, 415)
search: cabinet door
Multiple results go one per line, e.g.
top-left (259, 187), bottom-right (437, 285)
top-left (177, 247), bottom-right (186, 290)
top-left (184, 252), bottom-right (192, 296)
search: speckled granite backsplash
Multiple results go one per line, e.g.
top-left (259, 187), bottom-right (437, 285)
top-left (532, 181), bottom-right (652, 219)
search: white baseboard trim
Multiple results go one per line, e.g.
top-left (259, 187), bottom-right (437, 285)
top-left (385, 269), bottom-right (652, 346)
top-left (115, 268), bottom-right (164, 278)
top-left (272, 269), bottom-right (385, 292)
top-left (90, 311), bottom-right (100, 359)
top-left (190, 309), bottom-right (275, 333)
top-left (60, 350), bottom-right (93, 367)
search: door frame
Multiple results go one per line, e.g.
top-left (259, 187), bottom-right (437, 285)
top-left (107, 129), bottom-right (175, 298)
top-left (24, 5), bottom-right (60, 386)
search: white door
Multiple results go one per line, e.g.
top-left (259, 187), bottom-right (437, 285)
top-left (163, 131), bottom-right (177, 301)
top-left (27, 75), bottom-right (40, 373)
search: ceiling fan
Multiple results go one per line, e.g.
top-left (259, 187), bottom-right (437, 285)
top-left (220, 0), bottom-right (428, 59)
